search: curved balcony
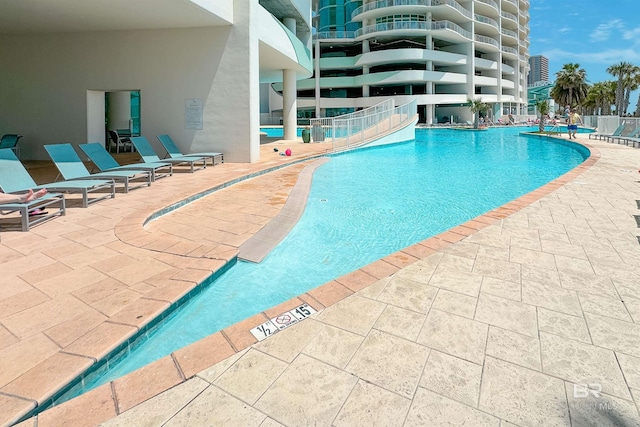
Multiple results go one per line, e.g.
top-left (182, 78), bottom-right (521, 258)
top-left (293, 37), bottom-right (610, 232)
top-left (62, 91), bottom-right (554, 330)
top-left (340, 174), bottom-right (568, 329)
top-left (501, 62), bottom-right (515, 75)
top-left (351, 0), bottom-right (472, 22)
top-left (501, 11), bottom-right (518, 26)
top-left (474, 34), bottom-right (499, 51)
top-left (501, 28), bottom-right (518, 43)
top-left (502, 0), bottom-right (518, 12)
top-left (292, 69), bottom-right (468, 91)
top-left (501, 45), bottom-right (518, 58)
top-left (474, 14), bottom-right (499, 33)
top-left (355, 20), bottom-right (472, 43)
top-left (474, 0), bottom-right (499, 14)
top-left (475, 75), bottom-right (498, 86)
top-left (475, 57), bottom-right (498, 71)
top-left (519, 9), bottom-right (529, 22)
top-left (356, 47), bottom-right (467, 67)
top-left (315, 31), bottom-right (357, 40)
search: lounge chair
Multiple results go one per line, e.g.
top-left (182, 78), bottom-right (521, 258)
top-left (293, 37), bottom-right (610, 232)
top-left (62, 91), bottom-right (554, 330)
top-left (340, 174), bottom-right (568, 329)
top-left (610, 126), bottom-right (640, 145)
top-left (0, 134), bottom-right (23, 158)
top-left (44, 143), bottom-right (151, 193)
top-left (156, 134), bottom-right (223, 166)
top-left (0, 148), bottom-right (114, 209)
top-left (130, 136), bottom-right (207, 173)
top-left (0, 191), bottom-right (66, 232)
top-left (589, 123), bottom-right (624, 140)
top-left (79, 142), bottom-right (172, 182)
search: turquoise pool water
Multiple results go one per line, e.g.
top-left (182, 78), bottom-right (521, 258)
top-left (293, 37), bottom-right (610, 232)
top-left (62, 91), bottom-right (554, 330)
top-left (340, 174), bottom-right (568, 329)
top-left (57, 128), bottom-right (588, 404)
top-left (261, 127), bottom-right (304, 137)
top-left (541, 125), bottom-right (595, 133)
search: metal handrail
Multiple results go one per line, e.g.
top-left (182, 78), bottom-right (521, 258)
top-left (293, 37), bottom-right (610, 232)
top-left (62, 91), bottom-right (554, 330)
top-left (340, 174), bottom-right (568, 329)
top-left (356, 20), bottom-right (472, 39)
top-left (309, 99), bottom-right (418, 152)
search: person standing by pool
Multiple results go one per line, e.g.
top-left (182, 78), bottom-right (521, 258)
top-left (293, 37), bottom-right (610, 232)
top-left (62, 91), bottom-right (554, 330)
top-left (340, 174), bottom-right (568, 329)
top-left (567, 109), bottom-right (582, 139)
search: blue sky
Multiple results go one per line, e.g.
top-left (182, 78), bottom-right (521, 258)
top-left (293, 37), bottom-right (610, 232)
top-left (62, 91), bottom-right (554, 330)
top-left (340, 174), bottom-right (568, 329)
top-left (528, 0), bottom-right (640, 85)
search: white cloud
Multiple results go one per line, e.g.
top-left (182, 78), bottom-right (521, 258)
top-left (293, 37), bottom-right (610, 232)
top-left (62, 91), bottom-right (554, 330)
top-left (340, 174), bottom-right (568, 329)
top-left (542, 47), bottom-right (640, 67)
top-left (590, 19), bottom-right (625, 42)
top-left (623, 27), bottom-right (640, 40)
top-left (557, 27), bottom-right (570, 34)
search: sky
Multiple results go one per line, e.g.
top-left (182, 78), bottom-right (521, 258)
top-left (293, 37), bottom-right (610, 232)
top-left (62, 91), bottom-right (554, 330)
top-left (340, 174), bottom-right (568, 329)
top-left (528, 0), bottom-right (640, 86)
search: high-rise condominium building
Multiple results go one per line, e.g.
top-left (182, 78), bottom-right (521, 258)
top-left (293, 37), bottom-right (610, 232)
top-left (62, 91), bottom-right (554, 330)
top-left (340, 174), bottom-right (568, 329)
top-left (287, 0), bottom-right (530, 124)
top-left (528, 55), bottom-right (549, 85)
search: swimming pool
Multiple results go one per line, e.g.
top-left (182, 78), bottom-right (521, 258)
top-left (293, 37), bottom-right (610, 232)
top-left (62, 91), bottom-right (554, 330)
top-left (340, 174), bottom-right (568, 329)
top-left (56, 127), bottom-right (588, 404)
top-left (260, 127), bottom-right (304, 137)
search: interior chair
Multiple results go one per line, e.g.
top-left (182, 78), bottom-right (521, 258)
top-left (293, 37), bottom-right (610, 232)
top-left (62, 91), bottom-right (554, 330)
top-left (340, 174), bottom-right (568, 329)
top-left (130, 136), bottom-right (207, 173)
top-left (44, 143), bottom-right (151, 193)
top-left (107, 130), bottom-right (133, 154)
top-left (156, 134), bottom-right (224, 166)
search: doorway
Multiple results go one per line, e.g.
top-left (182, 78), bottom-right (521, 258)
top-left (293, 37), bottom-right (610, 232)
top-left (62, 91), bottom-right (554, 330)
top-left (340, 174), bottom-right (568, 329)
top-left (86, 90), bottom-right (141, 150)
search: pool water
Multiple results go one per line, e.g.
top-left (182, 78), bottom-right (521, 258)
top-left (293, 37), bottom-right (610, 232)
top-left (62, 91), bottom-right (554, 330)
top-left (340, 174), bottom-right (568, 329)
top-left (541, 125), bottom-right (594, 133)
top-left (260, 127), bottom-right (304, 137)
top-left (59, 127), bottom-right (588, 402)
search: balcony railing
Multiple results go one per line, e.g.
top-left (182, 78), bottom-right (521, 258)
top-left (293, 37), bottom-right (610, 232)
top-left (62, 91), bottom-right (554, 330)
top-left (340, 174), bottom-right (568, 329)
top-left (352, 0), bottom-right (471, 20)
top-left (501, 28), bottom-right (517, 38)
top-left (474, 0), bottom-right (499, 10)
top-left (475, 34), bottom-right (499, 48)
top-left (475, 14), bottom-right (499, 30)
top-left (502, 45), bottom-right (518, 55)
top-left (356, 20), bottom-right (472, 39)
top-left (315, 31), bottom-right (357, 40)
top-left (501, 11), bottom-right (518, 22)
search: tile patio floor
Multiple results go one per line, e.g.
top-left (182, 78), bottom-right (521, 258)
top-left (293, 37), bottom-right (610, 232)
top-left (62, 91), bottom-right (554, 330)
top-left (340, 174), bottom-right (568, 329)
top-left (3, 133), bottom-right (640, 427)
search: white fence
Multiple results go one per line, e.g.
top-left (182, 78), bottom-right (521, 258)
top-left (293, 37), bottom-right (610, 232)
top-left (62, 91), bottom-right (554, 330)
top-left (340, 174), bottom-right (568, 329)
top-left (585, 116), bottom-right (640, 135)
top-left (309, 99), bottom-right (417, 152)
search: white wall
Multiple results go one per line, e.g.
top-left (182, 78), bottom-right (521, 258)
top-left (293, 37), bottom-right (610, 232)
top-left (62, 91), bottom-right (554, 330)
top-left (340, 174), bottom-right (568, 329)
top-left (0, 23), bottom-right (260, 162)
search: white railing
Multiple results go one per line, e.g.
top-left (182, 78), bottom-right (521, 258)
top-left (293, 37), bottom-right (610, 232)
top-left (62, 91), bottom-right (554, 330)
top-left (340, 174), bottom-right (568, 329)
top-left (352, 0), bottom-right (471, 20)
top-left (310, 99), bottom-right (418, 152)
top-left (475, 0), bottom-right (499, 10)
top-left (475, 14), bottom-right (499, 29)
top-left (475, 34), bottom-right (499, 48)
top-left (356, 20), bottom-right (472, 39)
top-left (315, 31), bottom-right (357, 40)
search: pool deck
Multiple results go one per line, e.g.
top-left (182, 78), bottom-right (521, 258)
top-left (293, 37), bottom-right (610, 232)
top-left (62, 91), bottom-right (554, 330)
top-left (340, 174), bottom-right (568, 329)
top-left (3, 132), bottom-right (640, 426)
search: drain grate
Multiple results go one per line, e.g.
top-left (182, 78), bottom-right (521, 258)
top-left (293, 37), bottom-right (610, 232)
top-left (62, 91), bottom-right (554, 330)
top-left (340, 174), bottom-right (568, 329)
top-left (637, 236), bottom-right (640, 245)
top-left (635, 215), bottom-right (640, 228)
top-left (636, 200), bottom-right (640, 209)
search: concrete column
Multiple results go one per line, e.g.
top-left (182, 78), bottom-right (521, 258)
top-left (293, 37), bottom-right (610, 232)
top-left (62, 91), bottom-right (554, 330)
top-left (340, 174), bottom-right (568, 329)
top-left (362, 39), bottom-right (370, 97)
top-left (283, 68), bottom-right (297, 140)
top-left (315, 38), bottom-right (320, 118)
top-left (283, 17), bottom-right (297, 140)
top-left (426, 33), bottom-right (433, 125)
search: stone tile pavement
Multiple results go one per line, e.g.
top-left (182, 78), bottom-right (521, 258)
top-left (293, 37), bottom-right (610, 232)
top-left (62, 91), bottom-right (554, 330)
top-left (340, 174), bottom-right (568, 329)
top-left (5, 134), bottom-right (640, 426)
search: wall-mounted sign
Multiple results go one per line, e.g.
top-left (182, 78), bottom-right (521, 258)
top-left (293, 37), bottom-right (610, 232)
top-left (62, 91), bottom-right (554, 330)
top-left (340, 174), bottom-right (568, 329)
top-left (185, 98), bottom-right (203, 130)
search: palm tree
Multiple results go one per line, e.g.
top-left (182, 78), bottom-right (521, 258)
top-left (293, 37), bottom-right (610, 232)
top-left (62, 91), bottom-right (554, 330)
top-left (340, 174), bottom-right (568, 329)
top-left (606, 61), bottom-right (640, 115)
top-left (552, 63), bottom-right (589, 109)
top-left (467, 98), bottom-right (489, 129)
top-left (535, 99), bottom-right (550, 132)
top-left (584, 81), bottom-right (616, 115)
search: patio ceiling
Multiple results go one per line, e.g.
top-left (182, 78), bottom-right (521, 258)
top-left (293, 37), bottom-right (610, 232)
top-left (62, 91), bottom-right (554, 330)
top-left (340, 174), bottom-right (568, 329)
top-left (0, 0), bottom-right (231, 35)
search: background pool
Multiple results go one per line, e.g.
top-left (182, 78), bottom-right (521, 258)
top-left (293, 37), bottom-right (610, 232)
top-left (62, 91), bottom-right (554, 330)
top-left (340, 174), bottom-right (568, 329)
top-left (59, 127), bottom-right (588, 402)
top-left (260, 127), bottom-right (303, 137)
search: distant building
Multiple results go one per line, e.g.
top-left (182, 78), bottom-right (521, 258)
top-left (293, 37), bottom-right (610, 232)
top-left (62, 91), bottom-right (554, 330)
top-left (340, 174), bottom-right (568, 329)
top-left (270, 0), bottom-right (532, 125)
top-left (528, 55), bottom-right (549, 85)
